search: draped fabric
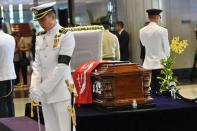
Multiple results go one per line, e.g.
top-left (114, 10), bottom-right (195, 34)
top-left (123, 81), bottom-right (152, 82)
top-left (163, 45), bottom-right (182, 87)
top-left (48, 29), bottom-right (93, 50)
top-left (73, 60), bottom-right (123, 104)
top-left (73, 61), bottom-right (105, 104)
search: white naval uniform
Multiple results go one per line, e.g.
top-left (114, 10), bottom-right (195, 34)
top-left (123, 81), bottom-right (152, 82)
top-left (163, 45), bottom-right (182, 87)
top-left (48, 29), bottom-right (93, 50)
top-left (30, 23), bottom-right (75, 131)
top-left (0, 30), bottom-right (16, 81)
top-left (140, 22), bottom-right (170, 70)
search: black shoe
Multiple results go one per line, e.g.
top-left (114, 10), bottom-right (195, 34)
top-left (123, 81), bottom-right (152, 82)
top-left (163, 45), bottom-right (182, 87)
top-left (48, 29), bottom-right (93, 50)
top-left (155, 91), bottom-right (162, 96)
top-left (150, 91), bottom-right (156, 97)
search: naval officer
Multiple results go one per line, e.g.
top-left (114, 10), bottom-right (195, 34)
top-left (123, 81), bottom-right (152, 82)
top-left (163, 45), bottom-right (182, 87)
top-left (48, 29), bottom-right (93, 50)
top-left (30, 2), bottom-right (76, 131)
top-left (140, 9), bottom-right (170, 95)
top-left (0, 17), bottom-right (16, 117)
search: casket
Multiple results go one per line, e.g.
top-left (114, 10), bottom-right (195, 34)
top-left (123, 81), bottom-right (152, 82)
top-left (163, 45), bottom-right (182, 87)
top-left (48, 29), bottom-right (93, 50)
top-left (91, 62), bottom-right (153, 108)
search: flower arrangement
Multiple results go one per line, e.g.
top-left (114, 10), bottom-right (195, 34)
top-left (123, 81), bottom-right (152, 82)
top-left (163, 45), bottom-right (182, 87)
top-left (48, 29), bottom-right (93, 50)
top-left (157, 37), bottom-right (189, 93)
top-left (171, 37), bottom-right (188, 54)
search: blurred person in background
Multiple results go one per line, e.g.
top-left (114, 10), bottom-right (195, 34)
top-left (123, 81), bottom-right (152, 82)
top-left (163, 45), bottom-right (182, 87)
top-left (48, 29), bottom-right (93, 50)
top-left (115, 21), bottom-right (130, 61)
top-left (31, 28), bottom-right (36, 61)
top-left (101, 20), bottom-right (120, 61)
top-left (13, 32), bottom-right (32, 86)
top-left (13, 33), bottom-right (21, 86)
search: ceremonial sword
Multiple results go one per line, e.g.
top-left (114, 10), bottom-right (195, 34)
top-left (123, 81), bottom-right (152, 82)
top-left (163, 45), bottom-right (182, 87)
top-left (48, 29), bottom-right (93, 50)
top-left (66, 80), bottom-right (76, 131)
top-left (71, 87), bottom-right (74, 131)
top-left (37, 105), bottom-right (41, 131)
top-left (31, 102), bottom-right (41, 131)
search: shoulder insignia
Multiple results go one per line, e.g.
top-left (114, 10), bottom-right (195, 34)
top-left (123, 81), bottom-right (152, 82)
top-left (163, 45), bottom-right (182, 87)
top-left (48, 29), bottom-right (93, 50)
top-left (36, 31), bottom-right (47, 36)
top-left (59, 28), bottom-right (69, 34)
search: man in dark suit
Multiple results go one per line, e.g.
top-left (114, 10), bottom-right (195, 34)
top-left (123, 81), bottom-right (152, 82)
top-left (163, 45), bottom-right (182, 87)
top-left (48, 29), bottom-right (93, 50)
top-left (31, 28), bottom-right (36, 61)
top-left (115, 21), bottom-right (130, 61)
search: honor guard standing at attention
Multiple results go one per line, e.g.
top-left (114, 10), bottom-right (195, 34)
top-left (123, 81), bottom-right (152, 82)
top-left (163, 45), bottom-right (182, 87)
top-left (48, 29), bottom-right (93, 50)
top-left (140, 9), bottom-right (170, 95)
top-left (0, 17), bottom-right (16, 117)
top-left (30, 2), bottom-right (76, 131)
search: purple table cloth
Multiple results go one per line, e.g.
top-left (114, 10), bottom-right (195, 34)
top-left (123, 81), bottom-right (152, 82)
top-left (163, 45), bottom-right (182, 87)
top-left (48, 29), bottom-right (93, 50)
top-left (0, 117), bottom-right (45, 131)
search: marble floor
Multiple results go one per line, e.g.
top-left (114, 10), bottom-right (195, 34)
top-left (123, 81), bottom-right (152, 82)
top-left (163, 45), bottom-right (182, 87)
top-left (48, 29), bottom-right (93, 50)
top-left (14, 83), bottom-right (197, 117)
top-left (14, 98), bottom-right (29, 117)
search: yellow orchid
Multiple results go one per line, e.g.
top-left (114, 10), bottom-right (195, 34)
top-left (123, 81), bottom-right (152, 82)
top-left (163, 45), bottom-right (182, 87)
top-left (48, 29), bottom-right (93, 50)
top-left (171, 36), bottom-right (189, 55)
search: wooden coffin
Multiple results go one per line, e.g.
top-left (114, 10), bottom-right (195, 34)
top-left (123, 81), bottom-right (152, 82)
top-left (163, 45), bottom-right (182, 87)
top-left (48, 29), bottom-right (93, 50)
top-left (91, 62), bottom-right (153, 107)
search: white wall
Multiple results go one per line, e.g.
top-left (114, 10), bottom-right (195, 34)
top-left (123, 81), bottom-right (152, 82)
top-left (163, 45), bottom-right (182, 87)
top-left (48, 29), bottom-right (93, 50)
top-left (162, 0), bottom-right (197, 69)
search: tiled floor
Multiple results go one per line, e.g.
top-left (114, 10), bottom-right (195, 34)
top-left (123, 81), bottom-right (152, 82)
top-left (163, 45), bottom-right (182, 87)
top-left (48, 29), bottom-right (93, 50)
top-left (177, 84), bottom-right (197, 100)
top-left (14, 83), bottom-right (197, 117)
top-left (14, 98), bottom-right (29, 117)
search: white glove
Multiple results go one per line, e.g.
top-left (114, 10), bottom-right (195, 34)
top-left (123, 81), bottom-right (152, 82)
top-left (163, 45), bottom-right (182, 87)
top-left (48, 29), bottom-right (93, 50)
top-left (29, 88), bottom-right (43, 102)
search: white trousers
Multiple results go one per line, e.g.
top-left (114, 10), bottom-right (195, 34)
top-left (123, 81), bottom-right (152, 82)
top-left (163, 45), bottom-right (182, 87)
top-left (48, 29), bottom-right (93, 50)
top-left (42, 100), bottom-right (75, 131)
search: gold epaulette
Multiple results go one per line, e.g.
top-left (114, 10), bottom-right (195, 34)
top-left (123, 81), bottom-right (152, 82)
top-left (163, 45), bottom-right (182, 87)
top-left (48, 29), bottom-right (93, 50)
top-left (59, 28), bottom-right (69, 34)
top-left (36, 31), bottom-right (47, 36)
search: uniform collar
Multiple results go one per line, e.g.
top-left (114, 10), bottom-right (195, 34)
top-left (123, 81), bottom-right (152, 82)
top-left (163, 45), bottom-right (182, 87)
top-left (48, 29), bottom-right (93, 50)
top-left (149, 21), bottom-right (158, 25)
top-left (46, 22), bottom-right (60, 34)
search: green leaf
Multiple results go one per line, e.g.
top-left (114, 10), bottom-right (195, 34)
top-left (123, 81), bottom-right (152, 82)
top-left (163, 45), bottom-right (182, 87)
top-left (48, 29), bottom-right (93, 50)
top-left (158, 56), bottom-right (178, 92)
